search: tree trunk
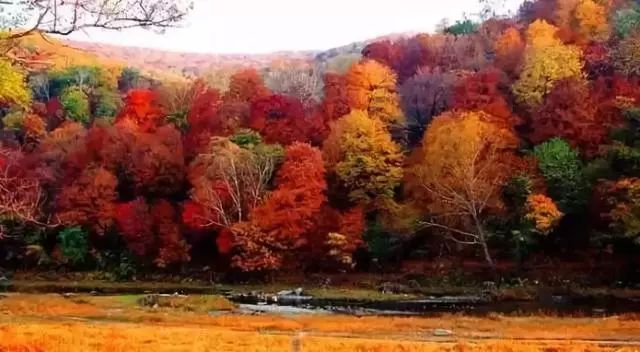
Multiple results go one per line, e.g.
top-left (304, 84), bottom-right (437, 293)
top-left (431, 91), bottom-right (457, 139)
top-left (472, 213), bottom-right (496, 270)
top-left (480, 240), bottom-right (495, 268)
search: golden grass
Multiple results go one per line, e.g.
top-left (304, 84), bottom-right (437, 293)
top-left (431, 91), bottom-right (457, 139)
top-left (0, 294), bottom-right (639, 351)
top-left (0, 323), bottom-right (637, 352)
top-left (0, 294), bottom-right (100, 317)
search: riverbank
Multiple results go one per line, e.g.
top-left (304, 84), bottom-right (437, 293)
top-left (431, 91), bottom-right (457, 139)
top-left (2, 279), bottom-right (640, 318)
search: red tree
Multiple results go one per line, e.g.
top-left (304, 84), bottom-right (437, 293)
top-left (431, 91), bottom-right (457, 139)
top-left (184, 84), bottom-right (225, 157)
top-left (0, 148), bottom-right (48, 237)
top-left (115, 90), bottom-right (164, 133)
top-left (336, 206), bottom-right (366, 254)
top-left (583, 42), bottom-right (613, 79)
top-left (127, 125), bottom-right (185, 197)
top-left (151, 199), bottom-right (191, 267)
top-left (56, 166), bottom-right (118, 235)
top-left (224, 69), bottom-right (270, 104)
top-left (115, 198), bottom-right (153, 257)
top-left (250, 143), bottom-right (327, 245)
top-left (531, 78), bottom-right (605, 156)
top-left (362, 40), bottom-right (402, 71)
top-left (249, 94), bottom-right (307, 145)
top-left (452, 69), bottom-right (521, 131)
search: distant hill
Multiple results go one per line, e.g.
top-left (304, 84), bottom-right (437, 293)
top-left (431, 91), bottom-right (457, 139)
top-left (9, 30), bottom-right (417, 81)
top-left (10, 33), bottom-right (124, 71)
top-left (62, 39), bottom-right (317, 77)
top-left (58, 31), bottom-right (417, 76)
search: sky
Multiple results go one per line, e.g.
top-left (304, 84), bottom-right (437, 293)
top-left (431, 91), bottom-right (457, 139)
top-left (66, 0), bottom-right (525, 54)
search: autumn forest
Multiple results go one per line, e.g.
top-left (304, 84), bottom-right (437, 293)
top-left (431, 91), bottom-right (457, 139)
top-left (1, 0), bottom-right (640, 284)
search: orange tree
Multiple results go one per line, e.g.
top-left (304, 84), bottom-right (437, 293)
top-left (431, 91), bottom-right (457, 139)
top-left (407, 110), bottom-right (521, 267)
top-left (231, 143), bottom-right (327, 271)
top-left (494, 27), bottom-right (525, 76)
top-left (345, 60), bottom-right (404, 126)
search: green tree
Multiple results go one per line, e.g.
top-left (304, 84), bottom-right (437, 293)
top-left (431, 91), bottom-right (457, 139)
top-left (95, 87), bottom-right (122, 122)
top-left (118, 67), bottom-right (142, 92)
top-left (614, 5), bottom-right (640, 38)
top-left (60, 86), bottom-right (91, 123)
top-left (533, 138), bottom-right (589, 214)
top-left (445, 19), bottom-right (479, 35)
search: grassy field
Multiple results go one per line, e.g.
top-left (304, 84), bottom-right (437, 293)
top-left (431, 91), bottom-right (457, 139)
top-left (0, 294), bottom-right (639, 351)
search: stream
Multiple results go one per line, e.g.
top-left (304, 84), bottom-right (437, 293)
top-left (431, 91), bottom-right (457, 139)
top-left (227, 292), bottom-right (640, 317)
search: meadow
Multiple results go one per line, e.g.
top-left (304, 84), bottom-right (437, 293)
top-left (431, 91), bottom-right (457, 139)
top-left (0, 293), bottom-right (639, 352)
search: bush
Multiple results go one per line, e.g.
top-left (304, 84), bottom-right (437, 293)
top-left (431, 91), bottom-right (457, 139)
top-left (58, 227), bottom-right (89, 266)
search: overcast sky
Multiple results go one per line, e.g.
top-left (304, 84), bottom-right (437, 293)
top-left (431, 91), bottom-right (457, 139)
top-left (66, 0), bottom-right (524, 54)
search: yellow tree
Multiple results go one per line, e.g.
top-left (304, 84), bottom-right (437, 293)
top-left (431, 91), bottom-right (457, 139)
top-left (0, 58), bottom-right (31, 108)
top-left (323, 110), bottom-right (404, 205)
top-left (408, 110), bottom-right (521, 267)
top-left (513, 21), bottom-right (584, 106)
top-left (574, 0), bottom-right (609, 42)
top-left (525, 19), bottom-right (562, 48)
top-left (345, 60), bottom-right (403, 126)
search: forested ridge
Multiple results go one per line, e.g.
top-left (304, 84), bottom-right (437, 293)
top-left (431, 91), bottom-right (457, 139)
top-left (0, 0), bottom-right (639, 282)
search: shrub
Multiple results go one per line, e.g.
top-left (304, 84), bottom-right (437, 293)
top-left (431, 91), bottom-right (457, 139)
top-left (58, 227), bottom-right (89, 266)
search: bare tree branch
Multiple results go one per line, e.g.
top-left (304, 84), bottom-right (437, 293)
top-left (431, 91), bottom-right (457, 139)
top-left (4, 0), bottom-right (192, 39)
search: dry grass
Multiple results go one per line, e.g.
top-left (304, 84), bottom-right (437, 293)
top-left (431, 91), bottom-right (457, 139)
top-left (0, 294), bottom-right (101, 317)
top-left (0, 294), bottom-right (639, 351)
top-left (0, 323), bottom-right (637, 352)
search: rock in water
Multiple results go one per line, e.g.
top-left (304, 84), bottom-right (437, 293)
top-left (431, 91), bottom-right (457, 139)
top-left (433, 328), bottom-right (453, 337)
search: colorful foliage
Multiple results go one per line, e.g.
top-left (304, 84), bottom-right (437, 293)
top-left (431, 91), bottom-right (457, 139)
top-left (494, 27), bottom-right (525, 74)
top-left (524, 194), bottom-right (563, 235)
top-left (453, 69), bottom-right (519, 131)
top-left (602, 177), bottom-right (640, 243)
top-left (115, 90), bottom-right (164, 132)
top-left (573, 0), bottom-right (610, 42)
top-left (230, 221), bottom-right (282, 271)
top-left (186, 136), bottom-right (281, 229)
top-left (3, 0), bottom-right (640, 276)
top-left (399, 69), bottom-right (456, 145)
top-left (613, 31), bottom-right (640, 76)
top-left (60, 86), bottom-right (90, 124)
top-left (513, 21), bottom-right (584, 106)
top-left (530, 78), bottom-right (606, 156)
top-left (224, 69), bottom-right (270, 103)
top-left (127, 125), bottom-right (185, 197)
top-left (362, 40), bottom-right (401, 71)
top-left (152, 200), bottom-right (191, 268)
top-left (533, 138), bottom-right (589, 214)
top-left (250, 143), bottom-right (327, 246)
top-left (408, 110), bottom-right (521, 265)
top-left (115, 198), bottom-right (154, 257)
top-left (0, 58), bottom-right (31, 107)
top-left (249, 94), bottom-right (307, 145)
top-left (56, 166), bottom-right (118, 235)
top-left (345, 60), bottom-right (403, 126)
top-left (323, 110), bottom-right (403, 205)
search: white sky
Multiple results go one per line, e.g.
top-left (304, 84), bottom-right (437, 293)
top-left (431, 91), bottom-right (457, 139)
top-left (66, 0), bottom-right (524, 54)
